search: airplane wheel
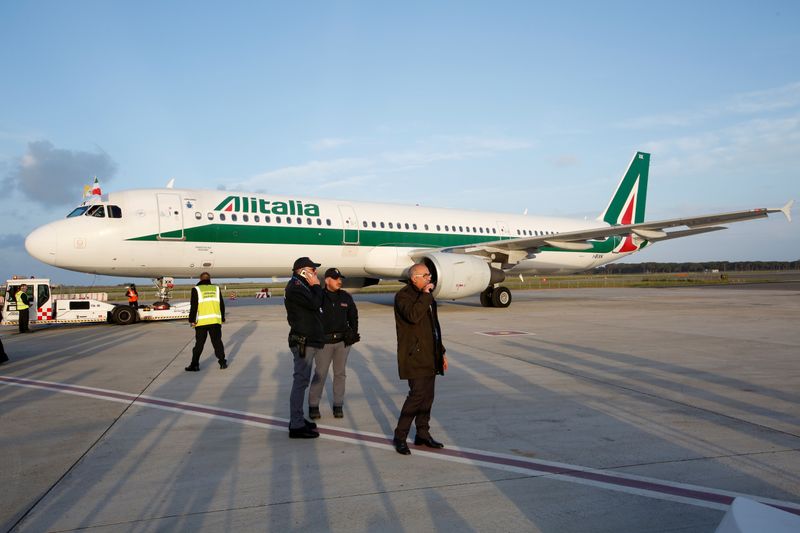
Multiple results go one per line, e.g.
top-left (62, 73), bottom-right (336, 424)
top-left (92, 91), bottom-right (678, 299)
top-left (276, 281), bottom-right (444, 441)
top-left (491, 286), bottom-right (512, 308)
top-left (112, 305), bottom-right (136, 325)
top-left (479, 288), bottom-right (494, 307)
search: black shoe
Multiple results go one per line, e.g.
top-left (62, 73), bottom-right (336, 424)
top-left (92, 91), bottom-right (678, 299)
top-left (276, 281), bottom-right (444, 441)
top-left (304, 419), bottom-right (317, 430)
top-left (184, 364), bottom-right (200, 372)
top-left (393, 438), bottom-right (411, 455)
top-left (333, 406), bottom-right (343, 418)
top-left (219, 360), bottom-right (228, 369)
top-left (309, 406), bottom-right (321, 419)
top-left (0, 358), bottom-right (8, 365)
top-left (289, 427), bottom-right (320, 439)
top-left (414, 435), bottom-right (445, 449)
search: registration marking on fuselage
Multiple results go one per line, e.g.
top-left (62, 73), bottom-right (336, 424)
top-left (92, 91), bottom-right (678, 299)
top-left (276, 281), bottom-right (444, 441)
top-left (2, 374), bottom-right (799, 517)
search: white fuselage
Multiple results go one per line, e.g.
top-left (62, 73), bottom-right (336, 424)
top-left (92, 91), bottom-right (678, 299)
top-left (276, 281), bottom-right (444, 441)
top-left (25, 188), bottom-right (632, 279)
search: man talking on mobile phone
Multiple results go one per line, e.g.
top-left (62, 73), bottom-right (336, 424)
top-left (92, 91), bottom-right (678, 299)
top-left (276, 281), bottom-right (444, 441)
top-left (284, 257), bottom-right (325, 439)
top-left (392, 262), bottom-right (448, 455)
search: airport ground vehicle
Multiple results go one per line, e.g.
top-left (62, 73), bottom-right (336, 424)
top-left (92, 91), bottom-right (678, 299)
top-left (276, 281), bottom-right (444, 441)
top-left (1, 278), bottom-right (190, 327)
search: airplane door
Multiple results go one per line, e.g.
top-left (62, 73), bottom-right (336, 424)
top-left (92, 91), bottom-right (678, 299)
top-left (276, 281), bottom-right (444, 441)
top-left (338, 205), bottom-right (359, 244)
top-left (496, 220), bottom-right (510, 237)
top-left (157, 193), bottom-right (184, 240)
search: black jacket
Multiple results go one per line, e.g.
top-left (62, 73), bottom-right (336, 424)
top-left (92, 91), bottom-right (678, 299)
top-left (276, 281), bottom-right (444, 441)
top-left (394, 282), bottom-right (445, 379)
top-left (188, 280), bottom-right (225, 324)
top-left (284, 274), bottom-right (325, 348)
top-left (321, 289), bottom-right (358, 334)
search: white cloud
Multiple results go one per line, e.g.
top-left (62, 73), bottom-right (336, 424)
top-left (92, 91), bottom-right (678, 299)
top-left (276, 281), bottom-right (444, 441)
top-left (309, 138), bottom-right (352, 150)
top-left (619, 81), bottom-right (800, 130)
top-left (238, 135), bottom-right (535, 191)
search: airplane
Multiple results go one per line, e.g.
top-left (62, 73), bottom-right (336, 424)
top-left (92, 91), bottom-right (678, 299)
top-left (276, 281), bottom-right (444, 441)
top-left (24, 151), bottom-right (793, 308)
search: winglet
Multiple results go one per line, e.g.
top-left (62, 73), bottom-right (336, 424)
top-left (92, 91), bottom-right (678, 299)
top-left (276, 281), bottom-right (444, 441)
top-left (166, 178), bottom-right (175, 189)
top-left (779, 200), bottom-right (793, 223)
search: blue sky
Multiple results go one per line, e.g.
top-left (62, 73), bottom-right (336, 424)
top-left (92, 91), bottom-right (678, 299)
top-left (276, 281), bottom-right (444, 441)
top-left (1, 2), bottom-right (798, 285)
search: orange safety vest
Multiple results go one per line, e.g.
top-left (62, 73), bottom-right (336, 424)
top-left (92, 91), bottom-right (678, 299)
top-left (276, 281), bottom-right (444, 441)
top-left (126, 289), bottom-right (138, 303)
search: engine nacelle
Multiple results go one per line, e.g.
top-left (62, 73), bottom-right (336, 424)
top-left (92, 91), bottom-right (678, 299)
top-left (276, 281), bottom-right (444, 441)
top-left (419, 253), bottom-right (504, 300)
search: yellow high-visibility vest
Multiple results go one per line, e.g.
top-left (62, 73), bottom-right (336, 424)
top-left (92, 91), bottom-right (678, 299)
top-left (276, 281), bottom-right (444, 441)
top-left (15, 290), bottom-right (29, 311)
top-left (194, 284), bottom-right (222, 327)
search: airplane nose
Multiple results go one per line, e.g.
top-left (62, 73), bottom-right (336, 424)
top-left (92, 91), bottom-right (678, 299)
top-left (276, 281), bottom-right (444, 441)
top-left (25, 225), bottom-right (58, 266)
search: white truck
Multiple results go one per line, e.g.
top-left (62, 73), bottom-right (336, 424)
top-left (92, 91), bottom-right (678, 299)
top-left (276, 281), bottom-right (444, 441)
top-left (1, 278), bottom-right (190, 327)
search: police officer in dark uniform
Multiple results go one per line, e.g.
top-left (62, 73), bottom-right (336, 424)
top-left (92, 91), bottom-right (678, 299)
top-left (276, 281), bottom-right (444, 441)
top-left (284, 257), bottom-right (325, 439)
top-left (308, 267), bottom-right (359, 419)
top-left (0, 307), bottom-right (9, 365)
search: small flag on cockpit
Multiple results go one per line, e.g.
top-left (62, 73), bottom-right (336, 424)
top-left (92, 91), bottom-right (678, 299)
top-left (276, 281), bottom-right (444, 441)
top-left (83, 185), bottom-right (91, 198)
top-left (91, 177), bottom-right (102, 196)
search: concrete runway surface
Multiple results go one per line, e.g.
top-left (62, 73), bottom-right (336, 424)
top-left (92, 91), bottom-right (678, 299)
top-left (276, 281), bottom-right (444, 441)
top-left (1, 285), bottom-right (799, 532)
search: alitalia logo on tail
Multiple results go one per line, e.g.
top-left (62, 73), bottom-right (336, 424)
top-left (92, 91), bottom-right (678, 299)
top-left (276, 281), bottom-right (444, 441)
top-left (598, 151), bottom-right (650, 253)
top-left (214, 195), bottom-right (320, 216)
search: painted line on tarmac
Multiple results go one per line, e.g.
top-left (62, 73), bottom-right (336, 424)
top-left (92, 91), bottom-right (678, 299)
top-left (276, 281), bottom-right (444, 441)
top-left (3, 374), bottom-right (799, 516)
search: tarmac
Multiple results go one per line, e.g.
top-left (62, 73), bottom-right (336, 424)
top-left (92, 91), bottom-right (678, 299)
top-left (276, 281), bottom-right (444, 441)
top-left (1, 284), bottom-right (799, 532)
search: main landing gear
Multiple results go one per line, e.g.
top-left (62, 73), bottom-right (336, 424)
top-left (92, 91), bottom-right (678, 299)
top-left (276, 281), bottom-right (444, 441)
top-left (479, 286), bottom-right (512, 308)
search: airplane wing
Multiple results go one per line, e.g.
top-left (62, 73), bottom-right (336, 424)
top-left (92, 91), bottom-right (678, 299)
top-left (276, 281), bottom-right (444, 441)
top-left (411, 201), bottom-right (793, 266)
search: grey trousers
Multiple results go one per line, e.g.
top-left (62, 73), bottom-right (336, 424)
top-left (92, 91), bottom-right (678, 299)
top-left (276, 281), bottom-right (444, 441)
top-left (289, 345), bottom-right (320, 430)
top-left (308, 341), bottom-right (351, 408)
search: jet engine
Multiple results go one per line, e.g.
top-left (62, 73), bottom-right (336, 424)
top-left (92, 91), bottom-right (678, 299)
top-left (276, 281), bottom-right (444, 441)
top-left (418, 253), bottom-right (505, 300)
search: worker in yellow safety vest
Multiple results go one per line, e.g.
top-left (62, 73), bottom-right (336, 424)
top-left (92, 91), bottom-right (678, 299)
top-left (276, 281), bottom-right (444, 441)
top-left (185, 272), bottom-right (227, 371)
top-left (15, 284), bottom-right (31, 333)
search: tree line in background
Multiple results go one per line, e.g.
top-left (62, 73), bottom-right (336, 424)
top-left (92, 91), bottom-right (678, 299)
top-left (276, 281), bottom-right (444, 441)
top-left (599, 261), bottom-right (800, 274)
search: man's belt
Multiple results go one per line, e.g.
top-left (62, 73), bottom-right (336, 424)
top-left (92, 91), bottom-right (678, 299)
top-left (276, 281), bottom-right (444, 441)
top-left (324, 332), bottom-right (345, 344)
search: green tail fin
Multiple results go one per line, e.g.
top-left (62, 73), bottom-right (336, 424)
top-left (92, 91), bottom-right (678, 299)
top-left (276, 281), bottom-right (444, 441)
top-left (598, 152), bottom-right (650, 225)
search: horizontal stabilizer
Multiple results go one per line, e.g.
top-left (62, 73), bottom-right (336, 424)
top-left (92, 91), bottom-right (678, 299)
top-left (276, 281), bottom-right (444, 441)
top-left (543, 240), bottom-right (594, 251)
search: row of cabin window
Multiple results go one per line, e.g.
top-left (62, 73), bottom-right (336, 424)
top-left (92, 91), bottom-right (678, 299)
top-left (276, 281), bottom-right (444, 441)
top-left (362, 220), bottom-right (499, 234)
top-left (197, 212), bottom-right (333, 226)
top-left (359, 220), bottom-right (555, 237)
top-left (518, 229), bottom-right (556, 236)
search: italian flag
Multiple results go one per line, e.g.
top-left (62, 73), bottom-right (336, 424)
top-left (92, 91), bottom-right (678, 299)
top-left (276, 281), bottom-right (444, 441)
top-left (91, 177), bottom-right (102, 196)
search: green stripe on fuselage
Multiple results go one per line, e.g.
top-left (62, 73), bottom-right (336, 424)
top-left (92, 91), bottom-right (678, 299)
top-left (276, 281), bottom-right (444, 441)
top-left (128, 224), bottom-right (627, 253)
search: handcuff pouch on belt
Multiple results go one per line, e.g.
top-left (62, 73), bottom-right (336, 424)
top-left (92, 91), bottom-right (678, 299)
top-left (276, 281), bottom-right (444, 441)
top-left (288, 333), bottom-right (307, 358)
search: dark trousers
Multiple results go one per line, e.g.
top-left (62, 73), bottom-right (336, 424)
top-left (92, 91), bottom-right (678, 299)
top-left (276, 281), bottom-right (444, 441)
top-left (18, 308), bottom-right (29, 333)
top-left (0, 337), bottom-right (8, 363)
top-left (191, 324), bottom-right (225, 365)
top-left (394, 376), bottom-right (436, 441)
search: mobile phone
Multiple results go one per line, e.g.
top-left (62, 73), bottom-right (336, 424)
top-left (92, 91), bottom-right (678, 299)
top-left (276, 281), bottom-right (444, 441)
top-left (300, 270), bottom-right (308, 279)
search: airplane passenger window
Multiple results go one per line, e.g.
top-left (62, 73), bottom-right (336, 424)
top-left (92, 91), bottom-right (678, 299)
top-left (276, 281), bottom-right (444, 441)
top-left (265, 216), bottom-right (271, 223)
top-left (207, 213), bottom-right (214, 220)
top-left (243, 214), bottom-right (249, 222)
top-left (220, 214), bottom-right (226, 221)
top-left (276, 216), bottom-right (281, 223)
top-left (87, 205), bottom-right (105, 218)
top-left (363, 221), bottom-right (368, 228)
top-left (459, 226), bottom-right (463, 232)
top-left (444, 225), bottom-right (449, 231)
top-left (404, 223), bottom-right (409, 229)
top-left (286, 217), bottom-right (292, 224)
top-left (466, 227), bottom-right (470, 233)
top-left (254, 215), bottom-right (260, 222)
top-left (231, 214), bottom-right (238, 221)
top-left (492, 228), bottom-right (496, 234)
top-left (422, 224), bottom-right (427, 230)
top-left (436, 225), bottom-right (441, 231)
top-left (326, 219), bottom-right (332, 226)
top-left (307, 218), bottom-right (312, 225)
top-left (297, 217), bottom-right (302, 224)
top-left (67, 206), bottom-right (89, 218)
top-left (195, 212), bottom-right (202, 220)
top-left (371, 221), bottom-right (376, 228)
top-left (316, 219), bottom-right (322, 226)
top-left (107, 206), bottom-right (122, 218)
top-left (479, 227), bottom-right (483, 233)
top-left (472, 227), bottom-right (477, 233)
top-left (388, 222), bottom-right (393, 229)
top-left (380, 222), bottom-right (385, 228)
top-left (413, 224), bottom-right (417, 230)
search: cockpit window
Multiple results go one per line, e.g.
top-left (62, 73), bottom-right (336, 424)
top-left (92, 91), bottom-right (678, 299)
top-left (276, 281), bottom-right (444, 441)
top-left (86, 205), bottom-right (105, 218)
top-left (67, 206), bottom-right (89, 218)
top-left (107, 205), bottom-right (122, 218)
